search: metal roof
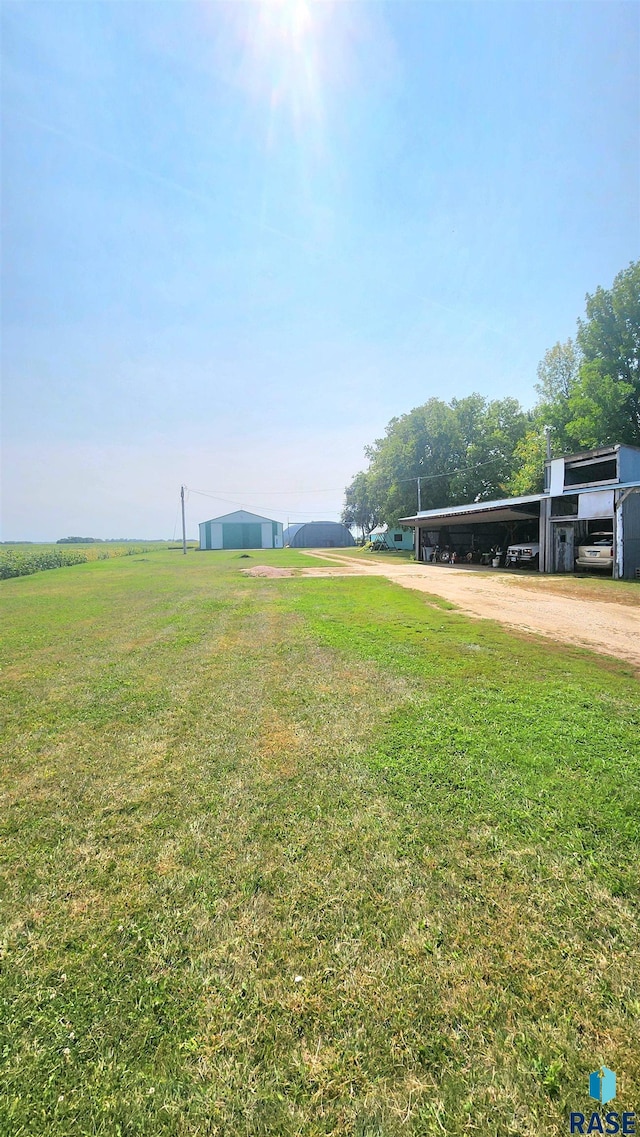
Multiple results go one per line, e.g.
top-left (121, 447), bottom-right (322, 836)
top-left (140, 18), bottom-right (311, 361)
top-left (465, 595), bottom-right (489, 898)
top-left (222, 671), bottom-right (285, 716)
top-left (570, 480), bottom-right (640, 494)
top-left (400, 482), bottom-right (640, 529)
top-left (283, 523), bottom-right (306, 540)
top-left (200, 510), bottom-right (279, 525)
top-left (283, 521), bottom-right (355, 546)
top-left (549, 443), bottom-right (640, 462)
top-left (400, 493), bottom-right (545, 528)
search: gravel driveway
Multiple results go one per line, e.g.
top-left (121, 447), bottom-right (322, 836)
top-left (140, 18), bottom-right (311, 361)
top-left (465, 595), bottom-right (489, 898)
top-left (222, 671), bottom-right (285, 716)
top-left (301, 554), bottom-right (640, 670)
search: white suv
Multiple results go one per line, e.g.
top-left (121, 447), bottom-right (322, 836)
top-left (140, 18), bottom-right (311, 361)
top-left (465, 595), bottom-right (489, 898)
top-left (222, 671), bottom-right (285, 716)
top-left (505, 542), bottom-right (540, 569)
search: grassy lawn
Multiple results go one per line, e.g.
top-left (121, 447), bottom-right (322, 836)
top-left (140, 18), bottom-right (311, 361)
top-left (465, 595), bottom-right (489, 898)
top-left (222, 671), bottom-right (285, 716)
top-left (1, 550), bottom-right (639, 1136)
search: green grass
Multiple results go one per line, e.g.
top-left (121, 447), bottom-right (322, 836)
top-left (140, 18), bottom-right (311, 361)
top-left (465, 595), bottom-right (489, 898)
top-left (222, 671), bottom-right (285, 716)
top-left (1, 550), bottom-right (638, 1135)
top-left (506, 570), bottom-right (640, 606)
top-left (321, 545), bottom-right (415, 562)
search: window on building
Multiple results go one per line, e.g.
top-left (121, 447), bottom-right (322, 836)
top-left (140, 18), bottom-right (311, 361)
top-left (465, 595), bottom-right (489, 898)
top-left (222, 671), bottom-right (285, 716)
top-left (551, 495), bottom-right (578, 517)
top-left (564, 459), bottom-right (617, 487)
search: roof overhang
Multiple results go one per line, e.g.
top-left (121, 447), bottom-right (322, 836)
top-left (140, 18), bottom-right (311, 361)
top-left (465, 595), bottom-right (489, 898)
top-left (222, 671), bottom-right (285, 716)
top-left (400, 494), bottom-right (545, 528)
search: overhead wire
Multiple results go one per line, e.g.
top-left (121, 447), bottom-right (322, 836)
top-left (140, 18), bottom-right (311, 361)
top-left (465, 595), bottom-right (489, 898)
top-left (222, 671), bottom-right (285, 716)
top-left (185, 488), bottom-right (341, 521)
top-left (187, 485), bottom-right (344, 496)
top-left (395, 457), bottom-right (507, 484)
top-left (187, 456), bottom-right (503, 501)
top-left (182, 457), bottom-right (506, 524)
top-left (171, 503), bottom-right (180, 541)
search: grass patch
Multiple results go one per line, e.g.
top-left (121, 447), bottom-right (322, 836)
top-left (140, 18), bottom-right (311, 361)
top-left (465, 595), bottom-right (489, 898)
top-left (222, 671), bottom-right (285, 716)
top-left (1, 551), bottom-right (638, 1135)
top-left (505, 571), bottom-right (640, 607)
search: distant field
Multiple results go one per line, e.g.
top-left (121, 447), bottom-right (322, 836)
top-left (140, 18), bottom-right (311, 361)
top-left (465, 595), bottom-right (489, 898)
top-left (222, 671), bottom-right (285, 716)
top-left (1, 549), bottom-right (638, 1135)
top-left (0, 542), bottom-right (197, 579)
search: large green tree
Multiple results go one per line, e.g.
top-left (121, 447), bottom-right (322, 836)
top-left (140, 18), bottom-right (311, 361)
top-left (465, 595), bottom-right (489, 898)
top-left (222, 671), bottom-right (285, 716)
top-left (341, 471), bottom-right (382, 537)
top-left (509, 340), bottom-right (579, 494)
top-left (343, 395), bottom-right (528, 527)
top-left (346, 262), bottom-right (639, 515)
top-left (566, 261), bottom-right (639, 445)
top-left (511, 260), bottom-right (640, 492)
top-left (577, 261), bottom-right (639, 405)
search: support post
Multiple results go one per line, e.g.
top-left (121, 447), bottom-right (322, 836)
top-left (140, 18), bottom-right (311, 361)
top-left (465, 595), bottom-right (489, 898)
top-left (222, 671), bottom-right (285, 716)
top-left (181, 485), bottom-right (187, 555)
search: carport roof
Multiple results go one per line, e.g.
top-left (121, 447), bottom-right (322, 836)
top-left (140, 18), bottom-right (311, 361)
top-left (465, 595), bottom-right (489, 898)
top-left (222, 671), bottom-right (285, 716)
top-left (400, 493), bottom-right (546, 528)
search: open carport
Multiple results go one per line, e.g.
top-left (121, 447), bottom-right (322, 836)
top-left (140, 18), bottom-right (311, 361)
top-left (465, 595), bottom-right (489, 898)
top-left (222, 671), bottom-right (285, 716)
top-left (400, 445), bottom-right (640, 578)
top-left (400, 494), bottom-right (545, 567)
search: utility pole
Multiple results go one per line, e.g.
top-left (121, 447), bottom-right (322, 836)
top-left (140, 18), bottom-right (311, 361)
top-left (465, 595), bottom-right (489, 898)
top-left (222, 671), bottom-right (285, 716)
top-left (544, 425), bottom-right (552, 461)
top-left (181, 485), bottom-right (187, 555)
top-left (417, 477), bottom-right (422, 512)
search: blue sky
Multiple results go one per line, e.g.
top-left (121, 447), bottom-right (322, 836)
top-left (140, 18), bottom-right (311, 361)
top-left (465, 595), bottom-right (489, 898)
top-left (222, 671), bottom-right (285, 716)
top-left (2, 0), bottom-right (638, 539)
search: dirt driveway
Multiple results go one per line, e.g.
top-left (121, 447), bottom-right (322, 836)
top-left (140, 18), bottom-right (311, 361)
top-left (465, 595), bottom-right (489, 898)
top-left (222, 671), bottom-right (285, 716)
top-left (301, 554), bottom-right (640, 670)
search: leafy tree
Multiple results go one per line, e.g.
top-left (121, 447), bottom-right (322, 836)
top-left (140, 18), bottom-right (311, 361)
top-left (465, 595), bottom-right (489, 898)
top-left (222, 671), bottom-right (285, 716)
top-left (566, 361), bottom-right (635, 450)
top-left (509, 340), bottom-right (578, 493)
top-left (509, 429), bottom-right (548, 495)
top-left (57, 536), bottom-right (102, 544)
top-left (347, 262), bottom-right (639, 512)
top-left (571, 260), bottom-right (640, 444)
top-left (344, 395), bottom-right (528, 525)
top-left (511, 263), bottom-right (640, 490)
top-left (577, 262), bottom-right (639, 390)
top-left (341, 471), bottom-right (382, 537)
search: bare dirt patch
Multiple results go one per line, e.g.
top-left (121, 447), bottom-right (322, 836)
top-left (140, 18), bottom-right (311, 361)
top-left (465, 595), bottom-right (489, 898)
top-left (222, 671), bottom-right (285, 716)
top-left (301, 553), bottom-right (640, 669)
top-left (240, 565), bottom-right (294, 578)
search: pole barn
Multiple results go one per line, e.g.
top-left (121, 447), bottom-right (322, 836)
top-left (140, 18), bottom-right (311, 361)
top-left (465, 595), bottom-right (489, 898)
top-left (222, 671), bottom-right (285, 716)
top-left (199, 510), bottom-right (283, 550)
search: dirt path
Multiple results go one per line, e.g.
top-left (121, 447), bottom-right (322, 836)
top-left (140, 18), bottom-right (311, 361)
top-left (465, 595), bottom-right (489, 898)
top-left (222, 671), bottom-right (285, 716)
top-left (300, 554), bottom-right (640, 669)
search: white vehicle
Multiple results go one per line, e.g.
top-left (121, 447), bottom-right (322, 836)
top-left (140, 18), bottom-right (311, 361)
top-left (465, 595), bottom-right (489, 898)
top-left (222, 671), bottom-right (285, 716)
top-left (575, 533), bottom-right (613, 571)
top-left (505, 542), bottom-right (540, 569)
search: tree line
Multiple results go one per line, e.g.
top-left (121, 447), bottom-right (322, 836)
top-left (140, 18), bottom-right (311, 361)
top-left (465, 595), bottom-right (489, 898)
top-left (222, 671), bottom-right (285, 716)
top-left (342, 261), bottom-right (640, 533)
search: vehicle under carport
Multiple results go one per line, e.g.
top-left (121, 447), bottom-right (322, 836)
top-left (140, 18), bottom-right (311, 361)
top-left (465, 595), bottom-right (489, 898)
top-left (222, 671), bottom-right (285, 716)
top-left (400, 444), bottom-right (640, 578)
top-left (400, 494), bottom-right (545, 568)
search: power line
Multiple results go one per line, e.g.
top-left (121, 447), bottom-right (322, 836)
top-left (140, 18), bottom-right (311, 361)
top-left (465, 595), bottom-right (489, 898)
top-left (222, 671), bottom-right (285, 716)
top-left (396, 457), bottom-right (506, 484)
top-left (187, 457), bottom-right (501, 500)
top-left (185, 488), bottom-right (341, 521)
top-left (187, 485), bottom-right (344, 496)
top-left (184, 456), bottom-right (504, 519)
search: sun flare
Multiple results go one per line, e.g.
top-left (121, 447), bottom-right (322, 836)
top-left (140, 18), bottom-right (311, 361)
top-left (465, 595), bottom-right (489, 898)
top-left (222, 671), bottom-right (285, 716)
top-left (200, 0), bottom-right (363, 144)
top-left (249, 0), bottom-right (325, 132)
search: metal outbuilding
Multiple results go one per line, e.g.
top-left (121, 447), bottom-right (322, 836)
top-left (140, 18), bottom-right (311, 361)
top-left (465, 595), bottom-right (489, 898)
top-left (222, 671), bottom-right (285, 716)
top-left (199, 510), bottom-right (283, 550)
top-left (284, 521), bottom-right (355, 548)
top-left (369, 527), bottom-right (415, 551)
top-left (400, 444), bottom-right (640, 579)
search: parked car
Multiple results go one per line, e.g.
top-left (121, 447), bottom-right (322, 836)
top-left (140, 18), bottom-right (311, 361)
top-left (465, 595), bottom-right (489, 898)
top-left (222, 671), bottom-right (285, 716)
top-left (505, 542), bottom-right (540, 568)
top-left (575, 532), bottom-right (613, 571)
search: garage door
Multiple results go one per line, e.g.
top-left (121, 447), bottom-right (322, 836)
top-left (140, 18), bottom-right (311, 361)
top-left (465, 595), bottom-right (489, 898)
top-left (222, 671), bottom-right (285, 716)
top-left (222, 523), bottom-right (263, 549)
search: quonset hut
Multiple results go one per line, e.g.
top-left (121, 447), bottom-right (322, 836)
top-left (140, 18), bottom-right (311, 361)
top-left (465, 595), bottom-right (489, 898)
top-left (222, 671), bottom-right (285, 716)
top-left (283, 521), bottom-right (355, 548)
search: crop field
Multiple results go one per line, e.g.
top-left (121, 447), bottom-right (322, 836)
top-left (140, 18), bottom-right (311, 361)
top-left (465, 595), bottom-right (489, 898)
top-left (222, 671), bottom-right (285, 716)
top-left (0, 543), bottom-right (198, 580)
top-left (1, 549), bottom-right (639, 1136)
